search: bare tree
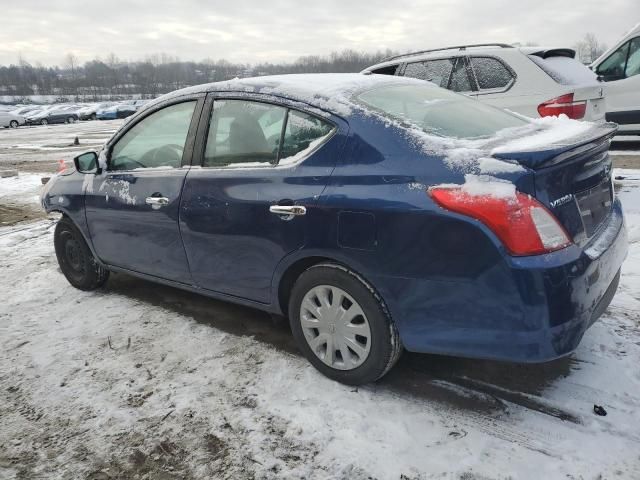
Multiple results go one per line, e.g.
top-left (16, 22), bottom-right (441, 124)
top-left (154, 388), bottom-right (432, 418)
top-left (574, 33), bottom-right (607, 64)
top-left (63, 52), bottom-right (79, 96)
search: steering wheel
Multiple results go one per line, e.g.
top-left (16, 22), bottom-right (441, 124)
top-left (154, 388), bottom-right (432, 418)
top-left (140, 144), bottom-right (184, 167)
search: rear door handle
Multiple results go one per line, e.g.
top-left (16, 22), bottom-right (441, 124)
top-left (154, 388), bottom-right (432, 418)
top-left (145, 196), bottom-right (170, 208)
top-left (269, 205), bottom-right (306, 220)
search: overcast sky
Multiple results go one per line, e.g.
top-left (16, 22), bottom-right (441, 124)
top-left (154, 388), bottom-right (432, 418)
top-left (0, 0), bottom-right (638, 66)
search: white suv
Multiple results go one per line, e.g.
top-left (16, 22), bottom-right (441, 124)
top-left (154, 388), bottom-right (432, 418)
top-left (591, 23), bottom-right (640, 135)
top-left (363, 43), bottom-right (606, 122)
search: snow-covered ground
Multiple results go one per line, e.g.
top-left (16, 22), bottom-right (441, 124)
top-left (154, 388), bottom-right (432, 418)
top-left (0, 129), bottom-right (640, 479)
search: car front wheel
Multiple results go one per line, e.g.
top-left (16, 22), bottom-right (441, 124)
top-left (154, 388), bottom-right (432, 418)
top-left (289, 263), bottom-right (402, 385)
top-left (54, 217), bottom-right (109, 290)
top-left (40, 119), bottom-right (48, 125)
top-left (9, 120), bottom-right (18, 128)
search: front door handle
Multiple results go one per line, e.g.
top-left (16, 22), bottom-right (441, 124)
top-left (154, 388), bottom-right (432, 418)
top-left (145, 196), bottom-right (170, 208)
top-left (269, 204), bottom-right (306, 220)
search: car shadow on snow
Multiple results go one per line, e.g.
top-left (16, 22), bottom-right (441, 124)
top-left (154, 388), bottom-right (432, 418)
top-left (106, 272), bottom-right (578, 422)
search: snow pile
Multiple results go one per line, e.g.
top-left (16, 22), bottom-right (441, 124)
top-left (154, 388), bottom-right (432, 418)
top-left (0, 173), bottom-right (43, 205)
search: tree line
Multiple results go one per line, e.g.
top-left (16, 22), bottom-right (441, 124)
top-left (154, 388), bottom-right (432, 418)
top-left (0, 50), bottom-right (396, 101)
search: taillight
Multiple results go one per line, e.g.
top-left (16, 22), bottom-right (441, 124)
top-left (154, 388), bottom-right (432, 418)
top-left (537, 93), bottom-right (586, 120)
top-left (429, 187), bottom-right (572, 256)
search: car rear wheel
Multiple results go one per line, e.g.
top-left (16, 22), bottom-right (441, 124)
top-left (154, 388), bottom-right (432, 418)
top-left (40, 119), bottom-right (48, 125)
top-left (90, 113), bottom-right (97, 120)
top-left (9, 120), bottom-right (18, 128)
top-left (289, 263), bottom-right (402, 385)
top-left (66, 116), bottom-right (76, 124)
top-left (54, 217), bottom-right (109, 290)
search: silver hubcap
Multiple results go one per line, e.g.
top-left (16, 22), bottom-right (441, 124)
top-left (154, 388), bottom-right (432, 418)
top-left (300, 285), bottom-right (371, 370)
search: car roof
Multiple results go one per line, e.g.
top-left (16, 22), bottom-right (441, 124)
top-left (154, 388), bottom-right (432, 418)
top-left (147, 73), bottom-right (429, 117)
top-left (364, 45), bottom-right (576, 71)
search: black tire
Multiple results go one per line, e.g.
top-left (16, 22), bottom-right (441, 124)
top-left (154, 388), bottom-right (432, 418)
top-left (90, 113), bottom-right (97, 121)
top-left (66, 116), bottom-right (75, 124)
top-left (9, 120), bottom-right (19, 128)
top-left (289, 263), bottom-right (402, 385)
top-left (54, 217), bottom-right (109, 290)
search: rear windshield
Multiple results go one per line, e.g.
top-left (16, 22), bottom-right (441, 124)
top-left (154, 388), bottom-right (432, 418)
top-left (528, 55), bottom-right (598, 85)
top-left (357, 84), bottom-right (527, 139)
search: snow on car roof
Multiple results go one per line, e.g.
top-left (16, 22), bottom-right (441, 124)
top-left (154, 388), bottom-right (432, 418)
top-left (149, 73), bottom-right (430, 117)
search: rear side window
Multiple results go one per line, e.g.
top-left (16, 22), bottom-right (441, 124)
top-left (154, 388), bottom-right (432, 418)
top-left (110, 101), bottom-right (196, 171)
top-left (470, 57), bottom-right (514, 90)
top-left (204, 100), bottom-right (334, 168)
top-left (205, 100), bottom-right (286, 167)
top-left (357, 84), bottom-right (527, 139)
top-left (528, 55), bottom-right (598, 85)
top-left (280, 110), bottom-right (334, 164)
top-left (403, 59), bottom-right (455, 88)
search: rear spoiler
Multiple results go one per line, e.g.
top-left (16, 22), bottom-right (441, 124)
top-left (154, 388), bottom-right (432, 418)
top-left (492, 123), bottom-right (618, 169)
top-left (525, 48), bottom-right (576, 59)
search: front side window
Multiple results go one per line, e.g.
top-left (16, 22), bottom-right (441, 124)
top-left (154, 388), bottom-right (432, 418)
top-left (470, 57), bottom-right (514, 90)
top-left (357, 84), bottom-right (527, 139)
top-left (110, 101), bottom-right (196, 171)
top-left (404, 59), bottom-right (455, 88)
top-left (625, 37), bottom-right (640, 77)
top-left (449, 58), bottom-right (472, 92)
top-left (596, 41), bottom-right (631, 79)
top-left (204, 100), bottom-right (334, 167)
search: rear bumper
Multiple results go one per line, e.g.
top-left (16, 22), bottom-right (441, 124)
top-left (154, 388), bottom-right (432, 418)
top-left (374, 199), bottom-right (628, 362)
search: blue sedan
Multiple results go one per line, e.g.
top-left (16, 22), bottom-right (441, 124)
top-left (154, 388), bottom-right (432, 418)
top-left (42, 74), bottom-right (627, 385)
top-left (96, 104), bottom-right (137, 120)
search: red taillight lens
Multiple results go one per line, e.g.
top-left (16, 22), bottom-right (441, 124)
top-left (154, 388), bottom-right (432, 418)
top-left (429, 187), bottom-right (572, 256)
top-left (537, 93), bottom-right (586, 120)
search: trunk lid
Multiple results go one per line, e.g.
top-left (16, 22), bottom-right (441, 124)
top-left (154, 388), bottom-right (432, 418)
top-left (492, 123), bottom-right (617, 247)
top-left (572, 84), bottom-right (606, 122)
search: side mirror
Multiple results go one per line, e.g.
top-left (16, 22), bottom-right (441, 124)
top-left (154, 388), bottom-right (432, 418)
top-left (73, 151), bottom-right (100, 174)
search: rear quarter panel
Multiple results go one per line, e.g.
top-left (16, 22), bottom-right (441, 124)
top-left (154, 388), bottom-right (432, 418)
top-left (298, 113), bottom-right (538, 347)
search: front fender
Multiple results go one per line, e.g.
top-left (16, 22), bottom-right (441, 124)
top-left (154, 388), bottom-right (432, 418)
top-left (42, 171), bottom-right (104, 265)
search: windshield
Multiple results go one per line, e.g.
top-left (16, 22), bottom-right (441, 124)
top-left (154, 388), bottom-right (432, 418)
top-left (357, 84), bottom-right (527, 139)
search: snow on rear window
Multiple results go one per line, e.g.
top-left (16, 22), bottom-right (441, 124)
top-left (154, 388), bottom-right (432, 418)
top-left (528, 55), bottom-right (598, 85)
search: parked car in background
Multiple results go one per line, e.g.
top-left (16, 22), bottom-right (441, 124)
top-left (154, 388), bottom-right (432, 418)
top-left (26, 105), bottom-right (80, 125)
top-left (42, 74), bottom-right (626, 385)
top-left (11, 106), bottom-right (43, 118)
top-left (363, 44), bottom-right (605, 122)
top-left (591, 23), bottom-right (640, 135)
top-left (96, 104), bottom-right (137, 120)
top-left (128, 99), bottom-right (151, 110)
top-left (0, 110), bottom-right (25, 128)
top-left (78, 102), bottom-right (116, 120)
